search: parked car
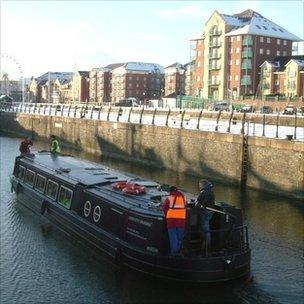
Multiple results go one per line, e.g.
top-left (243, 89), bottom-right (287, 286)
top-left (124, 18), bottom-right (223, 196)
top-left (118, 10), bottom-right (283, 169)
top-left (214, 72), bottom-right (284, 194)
top-left (283, 105), bottom-right (296, 115)
top-left (260, 106), bottom-right (273, 114)
top-left (214, 102), bottom-right (229, 111)
top-left (240, 105), bottom-right (254, 113)
top-left (115, 98), bottom-right (139, 107)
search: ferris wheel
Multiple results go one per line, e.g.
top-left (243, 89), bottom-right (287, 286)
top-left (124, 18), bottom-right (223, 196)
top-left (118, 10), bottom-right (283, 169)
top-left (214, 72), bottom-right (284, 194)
top-left (0, 52), bottom-right (25, 102)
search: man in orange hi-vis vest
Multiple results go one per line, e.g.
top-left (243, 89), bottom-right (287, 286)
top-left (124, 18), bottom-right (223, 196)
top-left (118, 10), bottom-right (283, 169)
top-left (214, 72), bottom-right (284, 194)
top-left (162, 186), bottom-right (187, 255)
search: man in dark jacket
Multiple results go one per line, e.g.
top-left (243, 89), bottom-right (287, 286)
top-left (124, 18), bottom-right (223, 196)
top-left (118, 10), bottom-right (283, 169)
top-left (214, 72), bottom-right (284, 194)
top-left (195, 179), bottom-right (215, 248)
top-left (19, 137), bottom-right (33, 155)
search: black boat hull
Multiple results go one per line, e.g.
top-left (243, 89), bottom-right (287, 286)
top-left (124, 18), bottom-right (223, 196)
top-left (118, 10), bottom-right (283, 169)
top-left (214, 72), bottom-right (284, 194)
top-left (11, 178), bottom-right (250, 283)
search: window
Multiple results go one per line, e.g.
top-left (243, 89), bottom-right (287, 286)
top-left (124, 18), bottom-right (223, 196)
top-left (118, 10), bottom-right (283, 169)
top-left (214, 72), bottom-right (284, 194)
top-left (230, 37), bottom-right (234, 42)
top-left (58, 186), bottom-right (72, 209)
top-left (229, 60), bottom-right (233, 65)
top-left (277, 51), bottom-right (280, 56)
top-left (198, 51), bottom-right (201, 56)
top-left (229, 75), bottom-right (232, 81)
top-left (256, 25), bottom-right (261, 29)
top-left (272, 27), bottom-right (277, 32)
top-left (283, 40), bottom-right (287, 46)
top-left (93, 205), bottom-right (101, 223)
top-left (128, 83), bottom-right (132, 88)
top-left (260, 48), bottom-right (264, 54)
top-left (197, 76), bottom-right (201, 81)
top-left (35, 174), bottom-right (46, 193)
top-left (260, 37), bottom-right (264, 43)
top-left (277, 39), bottom-right (281, 45)
top-left (46, 180), bottom-right (58, 200)
top-left (275, 80), bottom-right (279, 85)
top-left (266, 49), bottom-right (270, 55)
top-left (263, 26), bottom-right (268, 30)
top-left (236, 59), bottom-right (239, 65)
top-left (197, 62), bottom-right (201, 67)
top-left (25, 170), bottom-right (35, 186)
top-left (230, 48), bottom-right (233, 54)
top-left (237, 36), bottom-right (240, 41)
top-left (267, 37), bottom-right (271, 43)
top-left (235, 75), bottom-right (239, 81)
top-left (279, 29), bottom-right (284, 32)
top-left (18, 166), bottom-right (26, 180)
top-left (128, 76), bottom-right (132, 81)
top-left (283, 51), bottom-right (287, 56)
top-left (236, 47), bottom-right (240, 53)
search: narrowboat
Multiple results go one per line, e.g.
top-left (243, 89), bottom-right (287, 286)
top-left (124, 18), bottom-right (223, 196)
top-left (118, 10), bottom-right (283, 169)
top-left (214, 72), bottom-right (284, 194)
top-left (10, 152), bottom-right (251, 283)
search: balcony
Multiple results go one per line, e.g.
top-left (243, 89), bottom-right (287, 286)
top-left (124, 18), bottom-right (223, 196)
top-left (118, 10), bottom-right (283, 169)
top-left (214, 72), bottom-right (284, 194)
top-left (241, 63), bottom-right (252, 69)
top-left (209, 64), bottom-right (221, 70)
top-left (209, 29), bottom-right (222, 36)
top-left (209, 41), bottom-right (222, 48)
top-left (242, 50), bottom-right (253, 58)
top-left (208, 79), bottom-right (221, 85)
top-left (242, 38), bottom-right (253, 46)
top-left (208, 53), bottom-right (221, 59)
top-left (241, 78), bottom-right (252, 85)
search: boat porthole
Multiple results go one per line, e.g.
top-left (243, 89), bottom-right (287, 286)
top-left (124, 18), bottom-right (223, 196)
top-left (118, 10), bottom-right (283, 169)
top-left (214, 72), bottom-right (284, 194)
top-left (84, 201), bottom-right (91, 217)
top-left (93, 206), bottom-right (101, 223)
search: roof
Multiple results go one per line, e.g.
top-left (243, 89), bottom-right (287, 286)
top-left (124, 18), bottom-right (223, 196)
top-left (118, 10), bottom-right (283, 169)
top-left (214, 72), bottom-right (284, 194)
top-left (77, 71), bottom-right (89, 77)
top-left (260, 55), bottom-right (304, 70)
top-left (287, 59), bottom-right (304, 68)
top-left (19, 152), bottom-right (166, 214)
top-left (222, 9), bottom-right (302, 41)
top-left (36, 72), bottom-right (73, 84)
top-left (104, 63), bottom-right (125, 70)
top-left (112, 62), bottom-right (165, 74)
top-left (165, 62), bottom-right (184, 69)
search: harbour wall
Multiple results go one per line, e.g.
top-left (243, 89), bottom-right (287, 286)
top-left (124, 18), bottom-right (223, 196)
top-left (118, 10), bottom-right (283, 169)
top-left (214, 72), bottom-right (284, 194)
top-left (0, 112), bottom-right (303, 200)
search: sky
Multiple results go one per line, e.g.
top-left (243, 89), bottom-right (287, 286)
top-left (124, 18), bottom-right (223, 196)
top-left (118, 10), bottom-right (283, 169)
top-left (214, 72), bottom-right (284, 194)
top-left (1, 0), bottom-right (303, 79)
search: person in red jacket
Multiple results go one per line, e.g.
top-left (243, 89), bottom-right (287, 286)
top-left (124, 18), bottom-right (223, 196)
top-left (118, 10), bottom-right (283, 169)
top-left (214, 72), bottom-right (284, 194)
top-left (162, 186), bottom-right (187, 255)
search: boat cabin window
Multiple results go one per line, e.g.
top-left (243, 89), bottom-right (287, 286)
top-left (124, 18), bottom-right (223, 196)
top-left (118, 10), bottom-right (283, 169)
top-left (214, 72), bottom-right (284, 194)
top-left (24, 169), bottom-right (35, 186)
top-left (58, 186), bottom-right (72, 209)
top-left (18, 166), bottom-right (26, 180)
top-left (46, 180), bottom-right (59, 200)
top-left (35, 174), bottom-right (46, 193)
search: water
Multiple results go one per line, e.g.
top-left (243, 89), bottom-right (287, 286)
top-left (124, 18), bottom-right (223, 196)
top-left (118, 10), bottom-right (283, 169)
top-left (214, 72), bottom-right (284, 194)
top-left (0, 136), bottom-right (303, 304)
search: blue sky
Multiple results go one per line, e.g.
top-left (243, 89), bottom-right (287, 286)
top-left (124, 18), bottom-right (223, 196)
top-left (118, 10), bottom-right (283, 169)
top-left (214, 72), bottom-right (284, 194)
top-left (1, 1), bottom-right (303, 79)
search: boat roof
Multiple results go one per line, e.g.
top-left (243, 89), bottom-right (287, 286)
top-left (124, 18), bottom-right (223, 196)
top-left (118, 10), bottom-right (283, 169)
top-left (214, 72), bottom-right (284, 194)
top-left (19, 152), bottom-right (169, 214)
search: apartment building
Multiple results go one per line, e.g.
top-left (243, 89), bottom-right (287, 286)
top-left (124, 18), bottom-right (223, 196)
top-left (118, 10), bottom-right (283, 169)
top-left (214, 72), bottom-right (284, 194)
top-left (260, 55), bottom-right (304, 97)
top-left (192, 9), bottom-right (302, 100)
top-left (184, 61), bottom-right (195, 96)
top-left (89, 67), bottom-right (112, 103)
top-left (28, 72), bottom-right (72, 103)
top-left (164, 63), bottom-right (186, 97)
top-left (72, 71), bottom-right (89, 103)
top-left (110, 62), bottom-right (164, 103)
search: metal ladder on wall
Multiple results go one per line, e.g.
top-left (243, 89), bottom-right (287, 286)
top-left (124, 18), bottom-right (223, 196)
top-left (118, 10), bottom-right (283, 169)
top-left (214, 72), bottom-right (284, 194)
top-left (241, 135), bottom-right (249, 188)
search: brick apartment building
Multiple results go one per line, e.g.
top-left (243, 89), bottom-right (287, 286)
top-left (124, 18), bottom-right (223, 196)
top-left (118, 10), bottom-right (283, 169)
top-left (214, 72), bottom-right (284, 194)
top-left (260, 55), bottom-right (304, 97)
top-left (164, 63), bottom-right (186, 97)
top-left (72, 71), bottom-right (89, 103)
top-left (191, 9), bottom-right (302, 100)
top-left (28, 72), bottom-right (72, 103)
top-left (89, 67), bottom-right (112, 103)
top-left (110, 62), bottom-right (164, 103)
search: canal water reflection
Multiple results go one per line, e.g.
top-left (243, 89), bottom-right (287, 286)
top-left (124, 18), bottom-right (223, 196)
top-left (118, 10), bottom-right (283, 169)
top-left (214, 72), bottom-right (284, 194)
top-left (0, 136), bottom-right (303, 304)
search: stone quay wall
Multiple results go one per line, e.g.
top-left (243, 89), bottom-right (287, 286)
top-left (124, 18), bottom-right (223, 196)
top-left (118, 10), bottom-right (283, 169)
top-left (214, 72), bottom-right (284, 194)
top-left (0, 112), bottom-right (303, 200)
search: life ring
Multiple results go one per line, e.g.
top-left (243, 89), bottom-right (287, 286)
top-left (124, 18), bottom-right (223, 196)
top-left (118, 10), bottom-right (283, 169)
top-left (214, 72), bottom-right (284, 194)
top-left (122, 183), bottom-right (146, 195)
top-left (112, 181), bottom-right (128, 190)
